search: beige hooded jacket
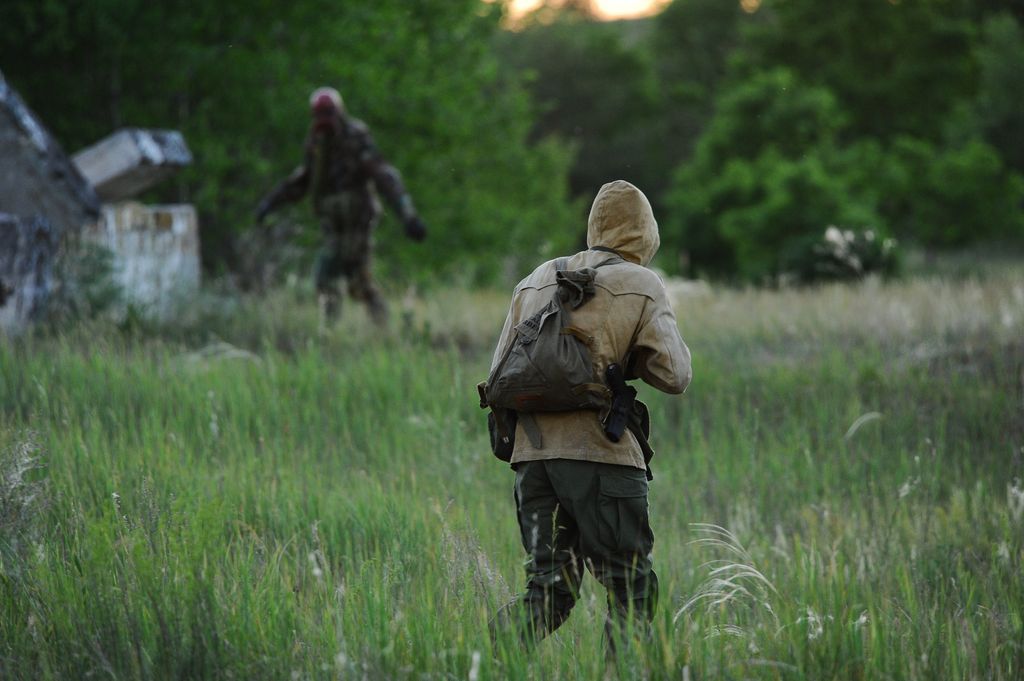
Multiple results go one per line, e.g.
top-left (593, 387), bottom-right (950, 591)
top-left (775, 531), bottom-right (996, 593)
top-left (489, 180), bottom-right (692, 470)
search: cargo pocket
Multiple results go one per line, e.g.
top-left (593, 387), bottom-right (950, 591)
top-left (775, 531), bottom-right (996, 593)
top-left (597, 474), bottom-right (649, 553)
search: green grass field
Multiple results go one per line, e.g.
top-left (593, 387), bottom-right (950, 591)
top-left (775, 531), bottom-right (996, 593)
top-left (2, 267), bottom-right (1023, 680)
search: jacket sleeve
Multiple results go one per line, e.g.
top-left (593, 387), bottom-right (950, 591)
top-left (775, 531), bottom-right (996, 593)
top-left (628, 286), bottom-right (691, 394)
top-left (264, 166), bottom-right (309, 208)
top-left (358, 131), bottom-right (418, 223)
top-left (258, 142), bottom-right (311, 214)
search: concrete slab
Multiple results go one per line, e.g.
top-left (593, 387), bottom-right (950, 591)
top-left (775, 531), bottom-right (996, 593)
top-left (73, 129), bottom-right (193, 202)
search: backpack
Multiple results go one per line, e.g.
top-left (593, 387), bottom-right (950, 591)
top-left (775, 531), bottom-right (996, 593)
top-left (479, 255), bottom-right (619, 452)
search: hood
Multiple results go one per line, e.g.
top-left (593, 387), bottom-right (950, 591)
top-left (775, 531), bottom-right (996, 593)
top-left (586, 180), bottom-right (660, 266)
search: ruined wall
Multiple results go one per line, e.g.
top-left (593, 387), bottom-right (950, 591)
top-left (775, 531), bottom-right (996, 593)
top-left (2, 70), bottom-right (200, 327)
top-left (84, 202), bottom-right (200, 318)
top-left (0, 214), bottom-right (57, 334)
top-left (0, 69), bottom-right (100, 234)
top-left (1, 70), bottom-right (99, 334)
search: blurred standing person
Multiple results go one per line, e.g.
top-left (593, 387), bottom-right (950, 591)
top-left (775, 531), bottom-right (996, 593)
top-left (483, 180), bottom-right (692, 653)
top-left (256, 87), bottom-right (427, 326)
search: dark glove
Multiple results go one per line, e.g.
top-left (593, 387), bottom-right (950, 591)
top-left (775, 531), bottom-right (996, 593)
top-left (255, 198), bottom-right (272, 225)
top-left (404, 216), bottom-right (427, 242)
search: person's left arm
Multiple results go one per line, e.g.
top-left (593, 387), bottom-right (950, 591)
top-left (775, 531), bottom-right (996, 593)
top-left (359, 132), bottom-right (427, 241)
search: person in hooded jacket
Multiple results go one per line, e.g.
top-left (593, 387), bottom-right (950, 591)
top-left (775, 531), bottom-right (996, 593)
top-left (255, 87), bottom-right (427, 326)
top-left (488, 180), bottom-right (692, 652)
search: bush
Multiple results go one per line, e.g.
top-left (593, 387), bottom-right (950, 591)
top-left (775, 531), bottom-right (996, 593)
top-left (786, 226), bottom-right (900, 283)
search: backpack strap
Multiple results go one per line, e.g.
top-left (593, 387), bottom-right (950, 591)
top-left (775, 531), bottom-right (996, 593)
top-left (589, 245), bottom-right (626, 268)
top-left (519, 412), bottom-right (543, 449)
top-left (556, 253), bottom-right (621, 272)
top-left (594, 255), bottom-right (623, 269)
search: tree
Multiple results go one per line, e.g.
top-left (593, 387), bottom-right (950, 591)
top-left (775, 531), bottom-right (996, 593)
top-left (883, 137), bottom-right (1024, 246)
top-left (966, 13), bottom-right (1024, 174)
top-left (496, 15), bottom-right (662, 219)
top-left (652, 0), bottom-right (743, 113)
top-left (662, 0), bottom-right (1024, 279)
top-left (736, 0), bottom-right (977, 142)
top-left (642, 0), bottom-right (748, 217)
top-left (497, 0), bottom-right (749, 234)
top-left (663, 60), bottom-right (1024, 279)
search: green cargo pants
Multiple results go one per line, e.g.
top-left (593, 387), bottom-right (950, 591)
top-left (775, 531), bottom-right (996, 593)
top-left (491, 459), bottom-right (658, 651)
top-left (313, 192), bottom-right (387, 324)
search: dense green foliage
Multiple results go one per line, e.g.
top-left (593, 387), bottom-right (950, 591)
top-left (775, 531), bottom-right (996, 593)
top-left (496, 16), bottom-right (663, 229)
top-left (965, 13), bottom-right (1024, 174)
top-left (503, 0), bottom-right (1024, 280)
top-left (2, 267), bottom-right (1023, 678)
top-left (664, 68), bottom-right (883, 277)
top-left (0, 0), bottom-right (577, 282)
top-left (665, 0), bottom-right (1024, 279)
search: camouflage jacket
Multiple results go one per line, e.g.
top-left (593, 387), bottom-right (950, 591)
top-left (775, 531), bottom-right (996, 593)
top-left (261, 115), bottom-right (417, 223)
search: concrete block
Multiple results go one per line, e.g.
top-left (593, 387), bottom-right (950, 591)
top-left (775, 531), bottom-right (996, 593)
top-left (73, 129), bottom-right (193, 202)
top-left (84, 202), bottom-right (201, 318)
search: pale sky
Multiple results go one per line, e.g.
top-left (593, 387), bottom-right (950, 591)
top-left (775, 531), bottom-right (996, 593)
top-left (507, 0), bottom-right (671, 20)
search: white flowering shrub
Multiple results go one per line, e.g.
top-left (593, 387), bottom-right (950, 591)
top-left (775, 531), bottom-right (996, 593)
top-left (790, 226), bottom-right (900, 283)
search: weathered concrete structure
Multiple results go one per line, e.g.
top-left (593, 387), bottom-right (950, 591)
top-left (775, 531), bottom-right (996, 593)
top-left (71, 128), bottom-right (200, 318)
top-left (1, 68), bottom-right (201, 329)
top-left (85, 202), bottom-right (201, 317)
top-left (74, 130), bottom-right (200, 319)
top-left (0, 214), bottom-right (58, 332)
top-left (0, 68), bottom-right (100, 333)
top-left (0, 70), bottom-right (100, 235)
top-left (73, 128), bottom-right (193, 202)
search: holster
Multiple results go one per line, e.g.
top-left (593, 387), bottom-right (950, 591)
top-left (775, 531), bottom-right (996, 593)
top-left (628, 399), bottom-right (655, 481)
top-left (480, 381), bottom-right (518, 462)
top-left (487, 409), bottom-right (517, 462)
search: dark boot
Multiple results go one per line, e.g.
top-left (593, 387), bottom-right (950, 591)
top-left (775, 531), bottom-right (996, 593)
top-left (489, 589), bottom-right (576, 651)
